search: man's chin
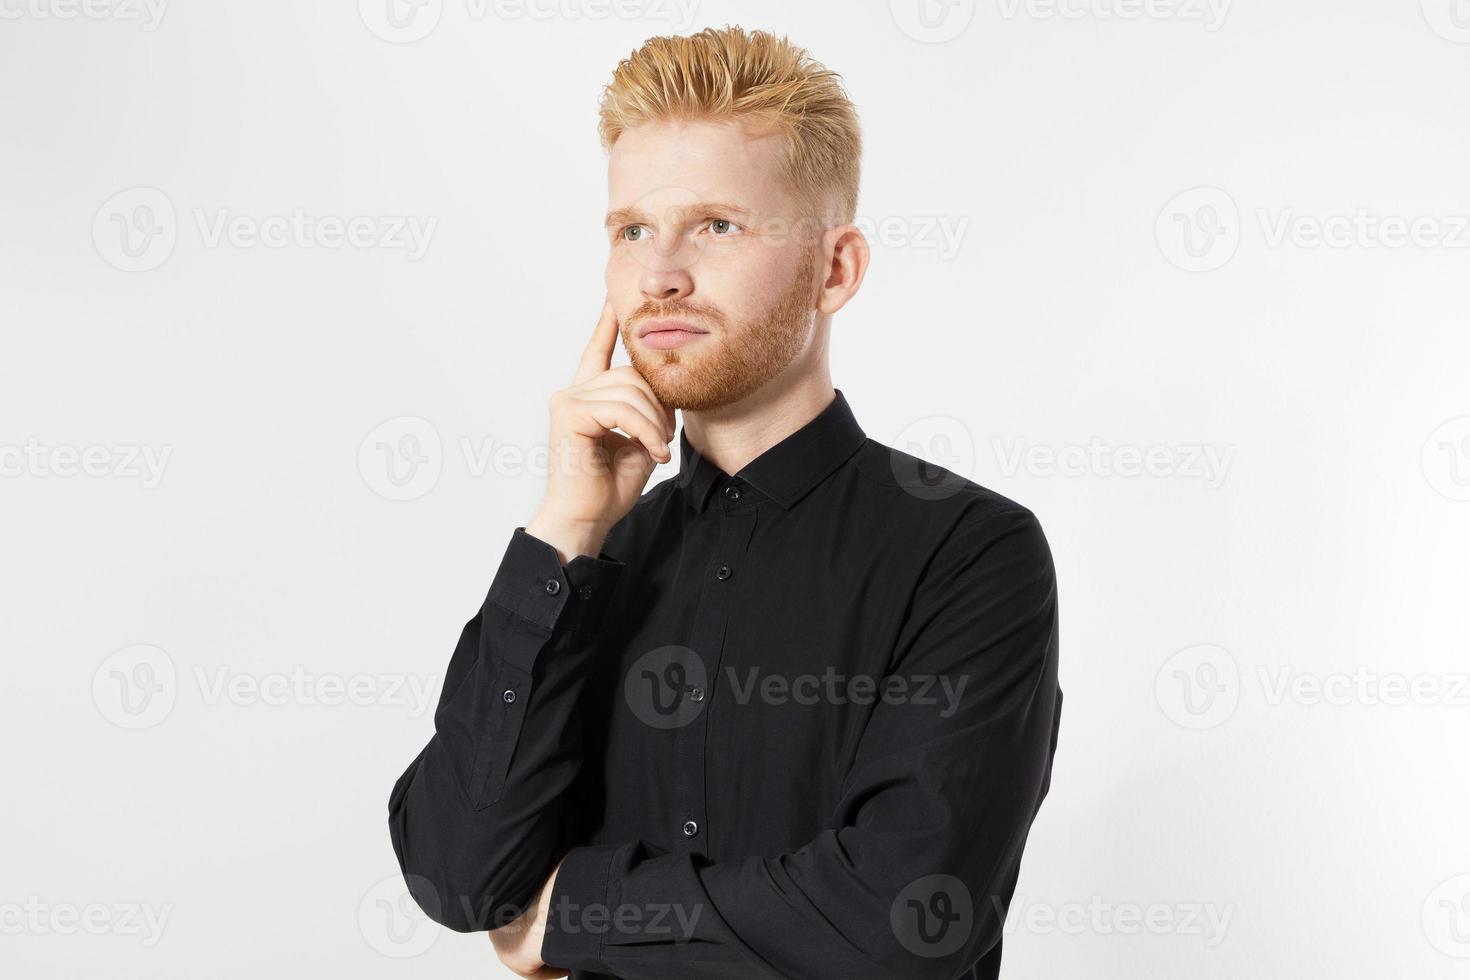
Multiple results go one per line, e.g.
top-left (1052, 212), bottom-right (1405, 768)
top-left (629, 357), bottom-right (699, 410)
top-left (640, 373), bottom-right (724, 413)
top-left (628, 348), bottom-right (764, 412)
top-left (644, 380), bottom-right (707, 412)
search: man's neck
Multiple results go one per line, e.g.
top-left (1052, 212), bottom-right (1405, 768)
top-left (680, 370), bottom-right (836, 478)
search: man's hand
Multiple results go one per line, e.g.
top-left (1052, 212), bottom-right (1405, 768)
top-left (489, 860), bottom-right (565, 978)
top-left (525, 298), bottom-right (676, 564)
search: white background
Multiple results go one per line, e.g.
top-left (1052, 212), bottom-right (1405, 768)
top-left (3, 0), bottom-right (1469, 977)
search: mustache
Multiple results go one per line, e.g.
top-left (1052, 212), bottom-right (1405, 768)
top-left (627, 301), bottom-right (724, 331)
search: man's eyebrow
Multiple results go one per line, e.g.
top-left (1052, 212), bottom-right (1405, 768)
top-left (604, 202), bottom-right (755, 228)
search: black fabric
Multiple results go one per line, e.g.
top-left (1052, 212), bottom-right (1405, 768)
top-left (388, 388), bottom-right (1063, 979)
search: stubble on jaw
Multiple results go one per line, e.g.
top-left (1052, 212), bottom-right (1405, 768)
top-left (623, 246), bottom-right (820, 412)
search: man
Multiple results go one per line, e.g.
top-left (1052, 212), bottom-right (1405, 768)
top-left (388, 26), bottom-right (1061, 980)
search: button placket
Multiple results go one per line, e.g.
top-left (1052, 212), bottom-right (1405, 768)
top-left (672, 492), bottom-right (757, 857)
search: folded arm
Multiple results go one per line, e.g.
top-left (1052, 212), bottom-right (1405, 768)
top-left (541, 507), bottom-right (1063, 979)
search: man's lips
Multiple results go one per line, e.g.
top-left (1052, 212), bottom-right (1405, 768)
top-left (636, 319), bottom-right (709, 339)
top-left (636, 319), bottom-right (710, 351)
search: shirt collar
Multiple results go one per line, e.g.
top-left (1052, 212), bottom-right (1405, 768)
top-left (676, 388), bottom-right (867, 513)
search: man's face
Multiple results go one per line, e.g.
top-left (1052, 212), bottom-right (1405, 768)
top-left (605, 118), bottom-right (823, 411)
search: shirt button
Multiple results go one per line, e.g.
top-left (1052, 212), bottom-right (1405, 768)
top-left (715, 565), bottom-right (732, 581)
top-left (544, 579), bottom-right (561, 595)
top-left (578, 584), bottom-right (594, 600)
top-left (723, 485), bottom-right (741, 501)
top-left (502, 689), bottom-right (516, 704)
top-left (688, 687), bottom-right (705, 703)
top-left (682, 820), bottom-right (699, 838)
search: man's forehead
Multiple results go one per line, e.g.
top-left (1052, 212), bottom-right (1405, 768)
top-left (610, 116), bottom-right (782, 163)
top-left (606, 118), bottom-right (791, 214)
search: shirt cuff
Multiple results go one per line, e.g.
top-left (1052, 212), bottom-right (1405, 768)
top-left (540, 843), bottom-right (624, 972)
top-left (485, 526), bottom-right (624, 636)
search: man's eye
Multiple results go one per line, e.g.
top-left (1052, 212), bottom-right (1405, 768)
top-left (622, 225), bottom-right (647, 242)
top-left (708, 218), bottom-right (740, 236)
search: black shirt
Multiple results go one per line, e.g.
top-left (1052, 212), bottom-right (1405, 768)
top-left (388, 388), bottom-right (1062, 979)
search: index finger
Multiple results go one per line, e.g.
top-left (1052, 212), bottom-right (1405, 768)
top-left (572, 298), bottom-right (620, 386)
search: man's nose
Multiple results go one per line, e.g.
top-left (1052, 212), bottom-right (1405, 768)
top-left (639, 262), bottom-right (694, 304)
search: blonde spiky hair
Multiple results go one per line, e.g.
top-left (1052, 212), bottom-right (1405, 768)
top-left (598, 26), bottom-right (862, 225)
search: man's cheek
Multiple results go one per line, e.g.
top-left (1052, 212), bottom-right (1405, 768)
top-left (606, 254), bottom-right (644, 297)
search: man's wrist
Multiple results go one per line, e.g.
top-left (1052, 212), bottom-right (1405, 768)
top-left (524, 511), bottom-right (612, 565)
top-left (534, 860), bottom-right (562, 962)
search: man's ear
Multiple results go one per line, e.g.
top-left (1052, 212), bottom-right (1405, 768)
top-left (816, 224), bottom-right (871, 316)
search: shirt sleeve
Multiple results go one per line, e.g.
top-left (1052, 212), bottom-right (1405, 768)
top-left (541, 507), bottom-right (1062, 980)
top-left (387, 525), bottom-right (625, 932)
